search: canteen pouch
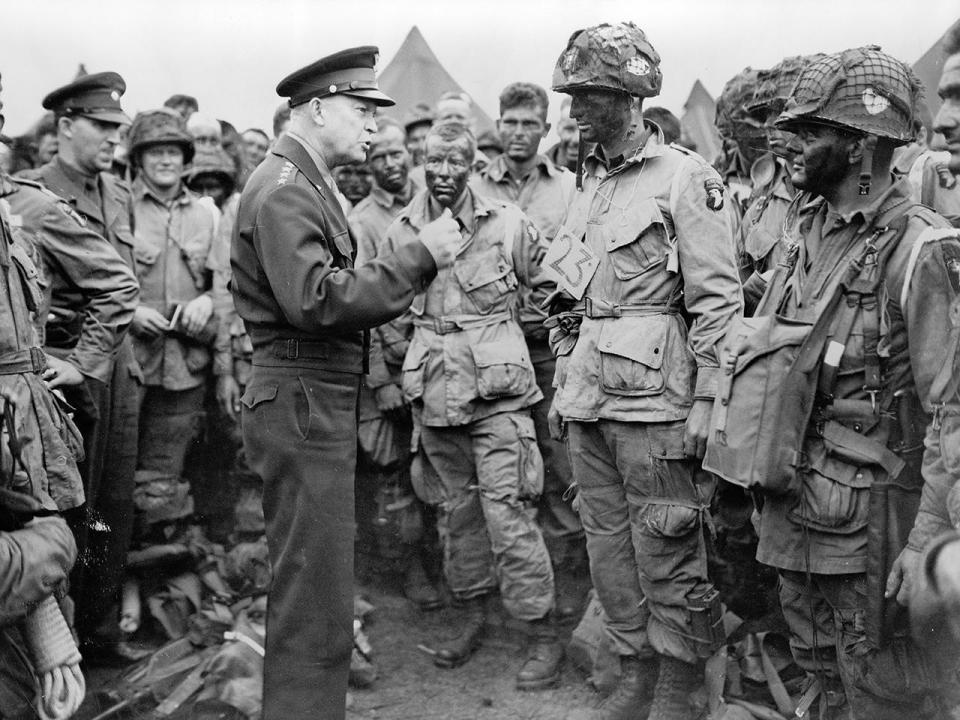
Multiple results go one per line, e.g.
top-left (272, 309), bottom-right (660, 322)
top-left (703, 314), bottom-right (812, 494)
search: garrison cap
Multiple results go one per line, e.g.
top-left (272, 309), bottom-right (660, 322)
top-left (276, 46), bottom-right (394, 108)
top-left (42, 71), bottom-right (130, 125)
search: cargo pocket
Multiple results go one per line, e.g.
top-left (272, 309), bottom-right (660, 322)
top-left (453, 247), bottom-right (517, 314)
top-left (637, 503), bottom-right (700, 539)
top-left (607, 198), bottom-right (670, 280)
top-left (744, 225), bottom-right (781, 266)
top-left (788, 440), bottom-right (872, 534)
top-left (133, 241), bottom-right (160, 268)
top-left (401, 341), bottom-right (430, 402)
top-left (598, 317), bottom-right (666, 396)
top-left (471, 342), bottom-right (532, 399)
top-left (510, 414), bottom-right (544, 499)
top-left (8, 241), bottom-right (43, 313)
top-left (940, 414), bottom-right (960, 475)
top-left (184, 345), bottom-right (211, 374)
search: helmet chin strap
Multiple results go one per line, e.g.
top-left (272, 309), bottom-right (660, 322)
top-left (858, 135), bottom-right (877, 195)
top-left (575, 131), bottom-right (586, 191)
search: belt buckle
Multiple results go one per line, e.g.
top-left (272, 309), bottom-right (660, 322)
top-left (30, 347), bottom-right (46, 373)
top-left (584, 297), bottom-right (595, 318)
top-left (285, 339), bottom-right (299, 360)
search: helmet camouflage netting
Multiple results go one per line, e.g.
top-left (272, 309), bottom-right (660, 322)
top-left (748, 54), bottom-right (826, 118)
top-left (552, 22), bottom-right (662, 98)
top-left (715, 67), bottom-right (762, 139)
top-left (127, 107), bottom-right (196, 165)
top-left (775, 46), bottom-right (922, 144)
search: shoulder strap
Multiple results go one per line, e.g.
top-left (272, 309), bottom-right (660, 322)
top-left (754, 192), bottom-right (806, 316)
top-left (919, 156), bottom-right (938, 209)
top-left (814, 206), bottom-right (919, 410)
top-left (500, 203), bottom-right (521, 263)
top-left (10, 177), bottom-right (45, 193)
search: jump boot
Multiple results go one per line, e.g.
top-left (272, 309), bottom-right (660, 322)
top-left (647, 656), bottom-right (702, 720)
top-left (593, 654), bottom-right (659, 720)
top-left (516, 613), bottom-right (564, 690)
top-left (433, 594), bottom-right (486, 668)
top-left (401, 553), bottom-right (443, 611)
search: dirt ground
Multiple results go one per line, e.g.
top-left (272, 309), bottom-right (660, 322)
top-left (78, 541), bottom-right (602, 720)
top-left (346, 560), bottom-right (597, 720)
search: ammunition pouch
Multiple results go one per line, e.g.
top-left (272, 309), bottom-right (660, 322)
top-left (688, 584), bottom-right (725, 658)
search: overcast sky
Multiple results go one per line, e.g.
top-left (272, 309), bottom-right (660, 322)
top-left (1, 0), bottom-right (957, 137)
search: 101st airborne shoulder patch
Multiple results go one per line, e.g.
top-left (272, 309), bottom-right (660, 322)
top-left (704, 177), bottom-right (725, 212)
top-left (942, 242), bottom-right (960, 295)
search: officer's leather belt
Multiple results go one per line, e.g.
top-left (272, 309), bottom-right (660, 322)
top-left (258, 338), bottom-right (364, 374)
top-left (0, 347), bottom-right (47, 375)
top-left (413, 311), bottom-right (513, 335)
top-left (578, 297), bottom-right (681, 319)
top-left (269, 338), bottom-right (347, 361)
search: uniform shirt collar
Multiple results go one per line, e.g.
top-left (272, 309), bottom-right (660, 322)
top-left (405, 187), bottom-right (493, 232)
top-left (53, 154), bottom-right (99, 195)
top-left (820, 176), bottom-right (913, 233)
top-left (585, 120), bottom-right (665, 176)
top-left (133, 176), bottom-right (191, 206)
top-left (481, 153), bottom-right (559, 183)
top-left (285, 130), bottom-right (337, 189)
top-left (370, 180), bottom-right (413, 209)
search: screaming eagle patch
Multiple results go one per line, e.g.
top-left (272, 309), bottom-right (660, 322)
top-left (704, 178), bottom-right (725, 212)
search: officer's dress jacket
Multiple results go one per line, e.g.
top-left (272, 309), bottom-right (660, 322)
top-left (230, 133), bottom-right (437, 373)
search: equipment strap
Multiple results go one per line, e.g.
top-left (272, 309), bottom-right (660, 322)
top-left (412, 310), bottom-right (514, 335)
top-left (820, 420), bottom-right (906, 479)
top-left (0, 347), bottom-right (46, 375)
top-left (812, 211), bottom-right (915, 415)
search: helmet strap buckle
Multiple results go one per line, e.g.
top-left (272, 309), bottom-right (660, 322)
top-left (858, 136), bottom-right (877, 196)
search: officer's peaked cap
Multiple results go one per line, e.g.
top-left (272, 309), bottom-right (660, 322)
top-left (277, 46), bottom-right (395, 108)
top-left (42, 71), bottom-right (130, 125)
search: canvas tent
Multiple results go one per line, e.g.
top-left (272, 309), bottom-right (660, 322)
top-left (681, 79), bottom-right (721, 163)
top-left (378, 26), bottom-right (494, 133)
top-left (914, 17), bottom-right (959, 121)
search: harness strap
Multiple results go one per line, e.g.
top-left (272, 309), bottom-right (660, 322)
top-left (813, 212), bottom-right (913, 415)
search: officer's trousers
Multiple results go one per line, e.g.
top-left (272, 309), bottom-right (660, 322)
top-left (242, 364), bottom-right (359, 720)
top-left (778, 570), bottom-right (953, 720)
top-left (420, 411), bottom-right (555, 621)
top-left (568, 419), bottom-right (717, 664)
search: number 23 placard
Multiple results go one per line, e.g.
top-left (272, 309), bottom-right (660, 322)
top-left (541, 229), bottom-right (599, 300)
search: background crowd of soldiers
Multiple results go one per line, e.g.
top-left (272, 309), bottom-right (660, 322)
top-left (2, 15), bottom-right (960, 720)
